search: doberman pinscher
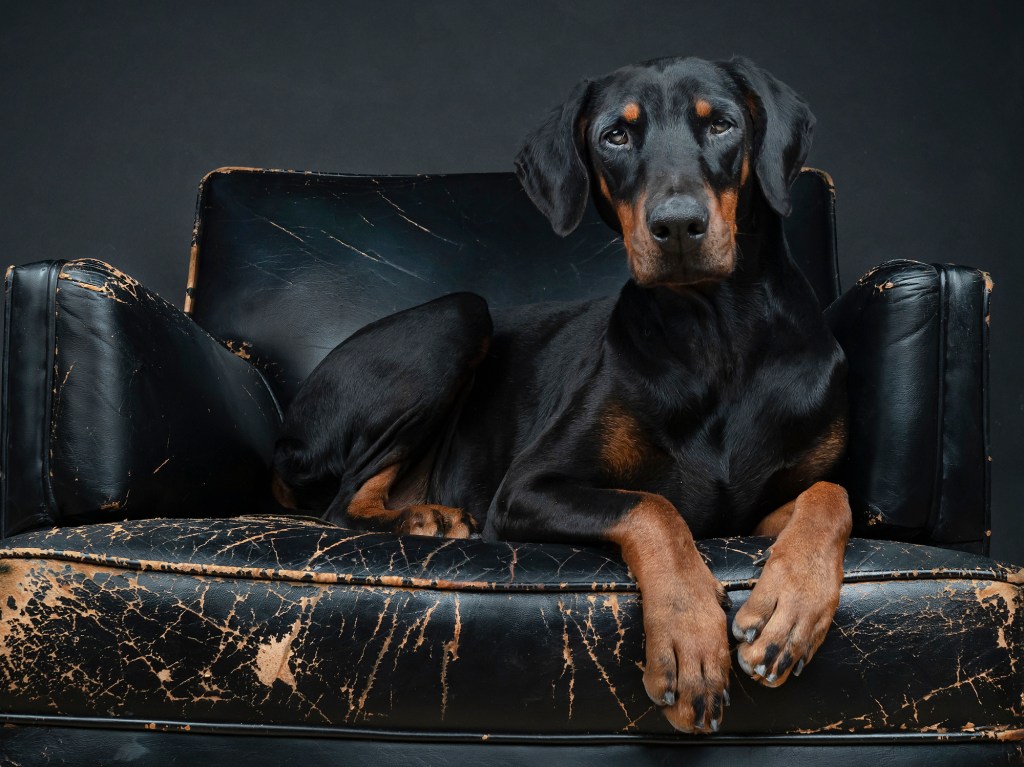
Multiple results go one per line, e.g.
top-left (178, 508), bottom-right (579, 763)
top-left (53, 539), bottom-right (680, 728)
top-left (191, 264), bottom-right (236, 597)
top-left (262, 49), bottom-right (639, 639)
top-left (272, 56), bottom-right (852, 734)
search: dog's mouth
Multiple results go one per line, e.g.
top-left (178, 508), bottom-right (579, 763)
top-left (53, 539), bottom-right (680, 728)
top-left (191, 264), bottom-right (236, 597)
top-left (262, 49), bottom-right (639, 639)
top-left (628, 252), bottom-right (736, 289)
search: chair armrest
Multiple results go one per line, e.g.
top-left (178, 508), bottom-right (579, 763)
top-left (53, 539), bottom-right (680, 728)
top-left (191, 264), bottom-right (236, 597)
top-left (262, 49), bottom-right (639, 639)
top-left (1, 259), bottom-right (282, 537)
top-left (825, 260), bottom-right (992, 553)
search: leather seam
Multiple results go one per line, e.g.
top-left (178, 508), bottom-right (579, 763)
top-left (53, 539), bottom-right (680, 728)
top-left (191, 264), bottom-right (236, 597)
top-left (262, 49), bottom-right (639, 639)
top-left (927, 264), bottom-right (948, 538)
top-left (980, 270), bottom-right (992, 555)
top-left (41, 262), bottom-right (62, 517)
top-left (0, 547), bottom-right (1016, 592)
top-left (1, 267), bottom-right (13, 538)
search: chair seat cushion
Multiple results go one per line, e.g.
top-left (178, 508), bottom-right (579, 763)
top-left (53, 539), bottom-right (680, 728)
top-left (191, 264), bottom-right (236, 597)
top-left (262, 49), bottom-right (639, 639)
top-left (0, 515), bottom-right (1020, 742)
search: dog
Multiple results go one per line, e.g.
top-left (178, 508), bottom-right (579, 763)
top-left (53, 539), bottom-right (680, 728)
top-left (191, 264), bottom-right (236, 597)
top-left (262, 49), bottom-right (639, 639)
top-left (271, 55), bottom-right (852, 734)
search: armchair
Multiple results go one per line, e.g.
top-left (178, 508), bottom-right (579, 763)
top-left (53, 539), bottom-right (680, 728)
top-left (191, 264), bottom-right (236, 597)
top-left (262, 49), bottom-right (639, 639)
top-left (0, 167), bottom-right (1018, 765)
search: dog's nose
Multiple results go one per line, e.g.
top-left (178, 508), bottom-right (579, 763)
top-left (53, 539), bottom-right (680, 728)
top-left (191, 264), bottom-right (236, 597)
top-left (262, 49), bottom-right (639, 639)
top-left (647, 196), bottom-right (708, 246)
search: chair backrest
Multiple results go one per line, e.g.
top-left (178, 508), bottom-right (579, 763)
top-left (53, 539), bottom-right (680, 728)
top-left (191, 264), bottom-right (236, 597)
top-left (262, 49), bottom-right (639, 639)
top-left (187, 167), bottom-right (838, 409)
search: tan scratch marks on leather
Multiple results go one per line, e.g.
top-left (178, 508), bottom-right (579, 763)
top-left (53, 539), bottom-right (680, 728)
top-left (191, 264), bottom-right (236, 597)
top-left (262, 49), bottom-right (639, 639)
top-left (58, 261), bottom-right (141, 306)
top-left (975, 581), bottom-right (1019, 653)
top-left (254, 617), bottom-right (301, 689)
top-left (603, 593), bottom-right (627, 661)
top-left (440, 596), bottom-right (461, 719)
top-left (355, 596), bottom-right (398, 718)
top-left (559, 599), bottom-right (576, 718)
top-left (224, 340), bottom-right (254, 360)
top-left (558, 597), bottom-right (638, 730)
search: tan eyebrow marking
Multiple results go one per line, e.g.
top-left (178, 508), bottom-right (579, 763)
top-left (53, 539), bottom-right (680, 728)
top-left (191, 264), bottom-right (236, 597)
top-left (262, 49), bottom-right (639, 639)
top-left (695, 99), bottom-right (713, 118)
top-left (622, 102), bottom-right (641, 122)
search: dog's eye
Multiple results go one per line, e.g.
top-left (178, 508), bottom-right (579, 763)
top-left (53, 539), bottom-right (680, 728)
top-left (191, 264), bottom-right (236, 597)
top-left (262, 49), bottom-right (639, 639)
top-left (709, 119), bottom-right (733, 135)
top-left (603, 128), bottom-right (629, 146)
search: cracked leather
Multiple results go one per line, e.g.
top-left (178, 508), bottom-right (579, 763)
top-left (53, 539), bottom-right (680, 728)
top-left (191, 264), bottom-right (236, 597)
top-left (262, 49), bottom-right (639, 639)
top-left (1, 259), bottom-right (282, 537)
top-left (0, 515), bottom-right (1020, 738)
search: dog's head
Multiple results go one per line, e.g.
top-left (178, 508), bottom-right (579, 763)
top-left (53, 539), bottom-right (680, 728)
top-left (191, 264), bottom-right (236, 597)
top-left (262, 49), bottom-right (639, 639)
top-left (515, 56), bottom-right (814, 288)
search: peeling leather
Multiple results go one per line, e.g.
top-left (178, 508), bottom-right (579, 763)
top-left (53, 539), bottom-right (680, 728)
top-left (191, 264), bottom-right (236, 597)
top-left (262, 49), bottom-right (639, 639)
top-left (0, 516), bottom-right (1018, 737)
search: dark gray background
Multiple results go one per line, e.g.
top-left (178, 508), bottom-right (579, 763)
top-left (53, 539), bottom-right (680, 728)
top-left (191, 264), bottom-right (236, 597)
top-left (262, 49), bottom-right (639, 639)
top-left (2, 2), bottom-right (1021, 563)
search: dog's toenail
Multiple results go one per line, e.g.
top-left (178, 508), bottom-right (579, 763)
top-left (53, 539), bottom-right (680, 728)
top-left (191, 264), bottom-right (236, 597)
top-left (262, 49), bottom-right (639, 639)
top-left (794, 658), bottom-right (805, 676)
top-left (754, 664), bottom-right (766, 677)
top-left (745, 628), bottom-right (756, 643)
top-left (661, 691), bottom-right (675, 706)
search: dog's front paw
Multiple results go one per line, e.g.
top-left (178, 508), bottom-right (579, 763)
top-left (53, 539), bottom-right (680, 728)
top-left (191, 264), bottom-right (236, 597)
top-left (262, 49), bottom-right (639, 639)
top-left (642, 574), bottom-right (731, 733)
top-left (394, 504), bottom-right (478, 538)
top-left (731, 541), bottom-right (843, 687)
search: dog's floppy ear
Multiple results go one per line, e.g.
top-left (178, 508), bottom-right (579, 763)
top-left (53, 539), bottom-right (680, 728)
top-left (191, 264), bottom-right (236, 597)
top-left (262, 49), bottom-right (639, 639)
top-left (721, 57), bottom-right (815, 217)
top-left (514, 79), bottom-right (593, 236)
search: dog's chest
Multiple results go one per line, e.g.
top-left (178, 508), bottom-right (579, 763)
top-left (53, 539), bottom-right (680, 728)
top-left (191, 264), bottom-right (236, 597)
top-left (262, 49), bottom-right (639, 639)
top-left (631, 359), bottom-right (834, 536)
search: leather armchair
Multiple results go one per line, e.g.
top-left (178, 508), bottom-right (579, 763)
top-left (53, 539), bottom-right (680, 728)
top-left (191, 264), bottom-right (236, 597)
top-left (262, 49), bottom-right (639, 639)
top-left (0, 168), bottom-right (1019, 765)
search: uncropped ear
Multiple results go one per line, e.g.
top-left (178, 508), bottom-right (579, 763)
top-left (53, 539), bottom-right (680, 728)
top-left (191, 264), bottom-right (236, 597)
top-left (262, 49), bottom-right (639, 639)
top-left (720, 57), bottom-right (815, 217)
top-left (514, 79), bottom-right (593, 236)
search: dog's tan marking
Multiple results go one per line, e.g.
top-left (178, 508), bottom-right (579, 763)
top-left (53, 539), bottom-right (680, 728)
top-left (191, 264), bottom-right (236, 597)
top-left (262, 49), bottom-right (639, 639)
top-left (607, 494), bottom-right (730, 733)
top-left (788, 414), bottom-right (848, 486)
top-left (805, 415), bottom-right (847, 475)
top-left (744, 92), bottom-right (759, 122)
top-left (347, 464), bottom-right (401, 520)
top-left (597, 173), bottom-right (612, 204)
top-left (616, 191), bottom-right (658, 282)
top-left (348, 464), bottom-right (475, 538)
top-left (600, 403), bottom-right (648, 478)
top-left (622, 102), bottom-right (641, 122)
top-left (740, 156), bottom-right (750, 187)
top-left (703, 184), bottom-right (739, 276)
top-left (694, 99), bottom-right (712, 118)
top-left (719, 188), bottom-right (738, 236)
top-left (271, 471), bottom-right (297, 509)
top-left (753, 500), bottom-right (795, 537)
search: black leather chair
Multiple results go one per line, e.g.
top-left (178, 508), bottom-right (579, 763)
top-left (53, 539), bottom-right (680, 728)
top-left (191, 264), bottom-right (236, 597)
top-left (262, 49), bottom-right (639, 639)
top-left (0, 168), bottom-right (1019, 766)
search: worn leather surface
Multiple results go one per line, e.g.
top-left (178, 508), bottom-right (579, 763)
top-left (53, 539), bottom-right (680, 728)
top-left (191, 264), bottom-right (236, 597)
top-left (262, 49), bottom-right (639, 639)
top-left (0, 516), bottom-right (1019, 739)
top-left (1, 259), bottom-right (282, 537)
top-left (187, 168), bottom-right (838, 410)
top-left (827, 260), bottom-right (992, 553)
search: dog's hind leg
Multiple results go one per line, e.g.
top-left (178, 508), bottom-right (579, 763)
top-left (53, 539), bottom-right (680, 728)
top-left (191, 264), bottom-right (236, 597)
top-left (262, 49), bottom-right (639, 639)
top-left (345, 463), bottom-right (476, 538)
top-left (272, 292), bottom-right (492, 534)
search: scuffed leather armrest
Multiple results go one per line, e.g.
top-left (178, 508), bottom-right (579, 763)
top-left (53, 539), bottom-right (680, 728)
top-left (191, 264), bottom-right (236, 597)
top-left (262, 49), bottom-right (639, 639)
top-left (825, 259), bottom-right (992, 553)
top-left (1, 259), bottom-right (282, 537)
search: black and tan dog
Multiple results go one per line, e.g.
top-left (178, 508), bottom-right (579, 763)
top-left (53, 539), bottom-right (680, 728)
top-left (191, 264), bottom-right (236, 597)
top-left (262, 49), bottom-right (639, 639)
top-left (272, 56), bottom-right (851, 734)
